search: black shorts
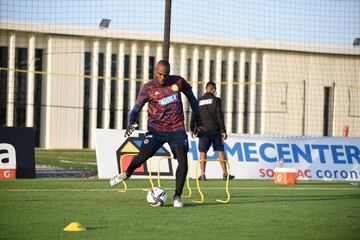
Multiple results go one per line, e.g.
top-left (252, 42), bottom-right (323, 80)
top-left (198, 130), bottom-right (224, 152)
top-left (140, 130), bottom-right (189, 158)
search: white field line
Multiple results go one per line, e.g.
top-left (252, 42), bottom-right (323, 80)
top-left (59, 160), bottom-right (97, 165)
top-left (1, 187), bottom-right (358, 192)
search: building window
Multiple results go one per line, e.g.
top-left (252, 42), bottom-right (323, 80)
top-left (123, 54), bottom-right (130, 128)
top-left (14, 48), bottom-right (27, 127)
top-left (233, 61), bottom-right (238, 82)
top-left (209, 60), bottom-right (215, 82)
top-left (0, 46), bottom-right (8, 126)
top-left (124, 54), bottom-right (130, 78)
top-left (243, 62), bottom-right (249, 133)
top-left (97, 52), bottom-right (104, 128)
top-left (110, 53), bottom-right (117, 129)
top-left (149, 56), bottom-right (155, 80)
top-left (198, 59), bottom-right (203, 81)
top-left (33, 49), bottom-right (43, 147)
top-left (136, 55), bottom-right (142, 79)
top-left (232, 61), bottom-right (238, 133)
top-left (136, 55), bottom-right (142, 98)
top-left (220, 60), bottom-right (227, 102)
top-left (221, 60), bottom-right (227, 81)
top-left (255, 62), bottom-right (262, 134)
top-left (198, 59), bottom-right (203, 97)
top-left (83, 52), bottom-right (91, 148)
top-left (323, 86), bottom-right (334, 136)
top-left (187, 58), bottom-right (192, 81)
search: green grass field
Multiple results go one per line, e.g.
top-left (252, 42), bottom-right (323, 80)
top-left (35, 149), bottom-right (97, 172)
top-left (1, 179), bottom-right (359, 240)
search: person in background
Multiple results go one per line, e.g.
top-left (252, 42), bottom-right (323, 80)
top-left (190, 81), bottom-right (235, 181)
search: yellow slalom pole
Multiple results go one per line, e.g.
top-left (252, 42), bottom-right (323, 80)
top-left (118, 154), bottom-right (137, 193)
top-left (142, 158), bottom-right (154, 191)
top-left (216, 160), bottom-right (231, 203)
top-left (155, 156), bottom-right (171, 187)
top-left (192, 159), bottom-right (231, 204)
top-left (157, 157), bottom-right (162, 187)
top-left (192, 160), bottom-right (204, 203)
top-left (184, 159), bottom-right (192, 198)
top-left (155, 156), bottom-right (191, 197)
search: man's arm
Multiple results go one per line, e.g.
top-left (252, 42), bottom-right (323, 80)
top-left (183, 89), bottom-right (203, 129)
top-left (190, 111), bottom-right (196, 132)
top-left (128, 104), bottom-right (143, 124)
top-left (215, 98), bottom-right (226, 134)
top-left (189, 111), bottom-right (198, 138)
top-left (129, 84), bottom-right (148, 123)
top-left (178, 76), bottom-right (203, 134)
top-left (124, 104), bottom-right (143, 137)
top-left (125, 85), bottom-right (147, 137)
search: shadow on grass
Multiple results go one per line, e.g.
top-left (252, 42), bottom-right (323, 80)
top-left (85, 226), bottom-right (109, 231)
top-left (184, 202), bottom-right (229, 207)
top-left (229, 193), bottom-right (360, 204)
top-left (183, 193), bottom-right (360, 207)
top-left (295, 182), bottom-right (356, 186)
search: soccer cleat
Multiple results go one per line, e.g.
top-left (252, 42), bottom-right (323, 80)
top-left (109, 172), bottom-right (128, 187)
top-left (198, 175), bottom-right (206, 181)
top-left (173, 195), bottom-right (184, 208)
top-left (223, 174), bottom-right (235, 181)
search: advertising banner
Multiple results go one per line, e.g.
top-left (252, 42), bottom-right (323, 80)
top-left (0, 127), bottom-right (36, 179)
top-left (95, 129), bottom-right (360, 181)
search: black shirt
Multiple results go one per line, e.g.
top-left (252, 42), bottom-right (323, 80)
top-left (190, 92), bottom-right (226, 133)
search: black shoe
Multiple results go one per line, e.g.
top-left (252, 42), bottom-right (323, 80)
top-left (223, 174), bottom-right (235, 180)
top-left (198, 175), bottom-right (206, 181)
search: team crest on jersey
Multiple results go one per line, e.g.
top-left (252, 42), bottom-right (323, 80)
top-left (171, 84), bottom-right (179, 92)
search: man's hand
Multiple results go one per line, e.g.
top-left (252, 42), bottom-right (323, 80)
top-left (221, 132), bottom-right (227, 144)
top-left (193, 125), bottom-right (205, 138)
top-left (222, 132), bottom-right (227, 141)
top-left (124, 122), bottom-right (138, 137)
top-left (192, 118), bottom-right (205, 138)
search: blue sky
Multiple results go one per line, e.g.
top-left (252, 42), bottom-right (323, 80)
top-left (0, 0), bottom-right (359, 46)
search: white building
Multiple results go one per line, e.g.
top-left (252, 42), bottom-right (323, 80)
top-left (0, 21), bottom-right (359, 149)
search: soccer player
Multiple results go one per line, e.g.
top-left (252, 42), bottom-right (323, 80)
top-left (190, 81), bottom-right (235, 181)
top-left (110, 60), bottom-right (204, 208)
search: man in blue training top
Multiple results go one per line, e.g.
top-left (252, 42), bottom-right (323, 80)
top-left (110, 60), bottom-right (204, 208)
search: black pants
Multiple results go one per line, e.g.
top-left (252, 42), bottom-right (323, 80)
top-left (126, 131), bottom-right (189, 197)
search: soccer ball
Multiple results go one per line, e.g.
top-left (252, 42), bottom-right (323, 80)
top-left (146, 187), bottom-right (167, 207)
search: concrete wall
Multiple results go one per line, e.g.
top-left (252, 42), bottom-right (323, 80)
top-left (264, 51), bottom-right (360, 136)
top-left (40, 36), bottom-right (85, 148)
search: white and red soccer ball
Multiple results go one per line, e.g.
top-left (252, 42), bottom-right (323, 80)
top-left (146, 187), bottom-right (167, 207)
